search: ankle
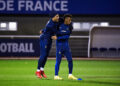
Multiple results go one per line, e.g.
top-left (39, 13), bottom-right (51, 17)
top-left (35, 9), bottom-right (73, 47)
top-left (37, 69), bottom-right (40, 72)
top-left (40, 67), bottom-right (44, 71)
top-left (69, 74), bottom-right (72, 76)
top-left (55, 75), bottom-right (58, 77)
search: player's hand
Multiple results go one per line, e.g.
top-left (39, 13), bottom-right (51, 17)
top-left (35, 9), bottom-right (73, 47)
top-left (51, 36), bottom-right (57, 40)
top-left (39, 30), bottom-right (42, 34)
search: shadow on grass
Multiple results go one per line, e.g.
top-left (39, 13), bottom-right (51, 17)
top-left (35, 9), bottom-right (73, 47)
top-left (82, 80), bottom-right (120, 86)
top-left (35, 76), bottom-right (120, 86)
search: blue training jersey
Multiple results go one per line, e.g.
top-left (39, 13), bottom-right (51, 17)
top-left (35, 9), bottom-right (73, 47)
top-left (42, 19), bottom-right (58, 39)
top-left (57, 23), bottom-right (73, 42)
top-left (40, 18), bottom-right (64, 43)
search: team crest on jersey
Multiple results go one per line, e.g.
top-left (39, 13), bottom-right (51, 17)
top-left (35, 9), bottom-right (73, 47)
top-left (59, 51), bottom-right (61, 54)
top-left (45, 45), bottom-right (47, 48)
top-left (67, 28), bottom-right (69, 30)
top-left (61, 30), bottom-right (66, 32)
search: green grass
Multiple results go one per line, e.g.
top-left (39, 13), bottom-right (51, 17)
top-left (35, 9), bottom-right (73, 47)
top-left (0, 59), bottom-right (120, 86)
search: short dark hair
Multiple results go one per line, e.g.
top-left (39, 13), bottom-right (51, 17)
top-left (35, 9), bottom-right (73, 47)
top-left (49, 11), bottom-right (58, 18)
top-left (63, 14), bottom-right (72, 20)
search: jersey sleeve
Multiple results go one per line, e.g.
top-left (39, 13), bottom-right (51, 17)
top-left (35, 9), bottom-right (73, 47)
top-left (57, 35), bottom-right (70, 40)
top-left (41, 28), bottom-right (45, 33)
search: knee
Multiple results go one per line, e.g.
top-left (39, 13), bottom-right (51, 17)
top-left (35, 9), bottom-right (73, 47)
top-left (55, 60), bottom-right (61, 66)
top-left (40, 54), bottom-right (47, 61)
top-left (42, 53), bottom-right (48, 58)
top-left (67, 57), bottom-right (72, 62)
top-left (68, 59), bottom-right (73, 64)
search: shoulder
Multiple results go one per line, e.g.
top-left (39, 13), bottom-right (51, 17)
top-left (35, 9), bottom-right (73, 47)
top-left (59, 17), bottom-right (64, 23)
top-left (69, 22), bottom-right (73, 26)
top-left (46, 19), bottom-right (54, 28)
top-left (46, 19), bottom-right (52, 25)
top-left (69, 22), bottom-right (73, 28)
top-left (60, 23), bottom-right (65, 27)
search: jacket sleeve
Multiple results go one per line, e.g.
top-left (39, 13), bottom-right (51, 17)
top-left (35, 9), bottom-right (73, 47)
top-left (57, 35), bottom-right (70, 40)
top-left (57, 22), bottom-right (73, 36)
top-left (41, 28), bottom-right (45, 33)
top-left (56, 30), bottom-right (70, 36)
top-left (46, 24), bottom-right (56, 33)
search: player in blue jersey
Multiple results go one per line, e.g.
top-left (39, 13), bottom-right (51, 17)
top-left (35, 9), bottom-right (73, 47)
top-left (36, 12), bottom-right (59, 79)
top-left (54, 14), bottom-right (78, 80)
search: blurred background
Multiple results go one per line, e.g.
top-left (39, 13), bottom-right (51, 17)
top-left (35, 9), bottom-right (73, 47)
top-left (0, 0), bottom-right (120, 58)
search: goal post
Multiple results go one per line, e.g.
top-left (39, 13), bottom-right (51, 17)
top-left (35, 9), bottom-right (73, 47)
top-left (88, 26), bottom-right (120, 58)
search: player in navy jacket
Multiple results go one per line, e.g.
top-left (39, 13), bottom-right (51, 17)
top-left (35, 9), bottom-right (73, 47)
top-left (54, 14), bottom-right (78, 80)
top-left (36, 12), bottom-right (59, 79)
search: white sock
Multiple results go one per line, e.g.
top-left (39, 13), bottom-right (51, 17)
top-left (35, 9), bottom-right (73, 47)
top-left (69, 74), bottom-right (72, 76)
top-left (37, 69), bottom-right (40, 72)
top-left (40, 67), bottom-right (44, 71)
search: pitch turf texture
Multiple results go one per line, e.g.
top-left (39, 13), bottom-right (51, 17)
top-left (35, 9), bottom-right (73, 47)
top-left (0, 59), bottom-right (120, 86)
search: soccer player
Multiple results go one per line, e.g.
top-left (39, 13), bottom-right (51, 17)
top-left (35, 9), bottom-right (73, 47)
top-left (54, 14), bottom-right (78, 80)
top-left (36, 12), bottom-right (59, 79)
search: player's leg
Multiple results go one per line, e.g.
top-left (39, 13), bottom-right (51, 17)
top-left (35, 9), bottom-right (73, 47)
top-left (64, 45), bottom-right (73, 75)
top-left (41, 43), bottom-right (52, 78)
top-left (64, 44), bottom-right (77, 80)
top-left (41, 43), bottom-right (52, 68)
top-left (54, 44), bottom-right (63, 80)
top-left (36, 39), bottom-right (46, 78)
top-left (37, 49), bottom-right (47, 71)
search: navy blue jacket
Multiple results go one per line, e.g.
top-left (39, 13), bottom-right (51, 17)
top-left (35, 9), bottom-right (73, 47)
top-left (40, 18), bottom-right (64, 43)
top-left (57, 23), bottom-right (73, 42)
top-left (42, 19), bottom-right (58, 39)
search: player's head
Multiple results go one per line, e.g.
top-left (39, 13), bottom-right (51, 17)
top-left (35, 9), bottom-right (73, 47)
top-left (63, 14), bottom-right (72, 25)
top-left (49, 12), bottom-right (59, 22)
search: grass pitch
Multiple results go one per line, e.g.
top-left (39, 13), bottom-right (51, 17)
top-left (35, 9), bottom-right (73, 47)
top-left (0, 59), bottom-right (120, 86)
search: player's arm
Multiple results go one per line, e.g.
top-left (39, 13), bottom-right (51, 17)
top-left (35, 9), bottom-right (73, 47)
top-left (56, 17), bottom-right (68, 36)
top-left (56, 31), bottom-right (70, 36)
top-left (57, 35), bottom-right (70, 40)
top-left (39, 28), bottom-right (45, 34)
top-left (46, 26), bottom-right (57, 40)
